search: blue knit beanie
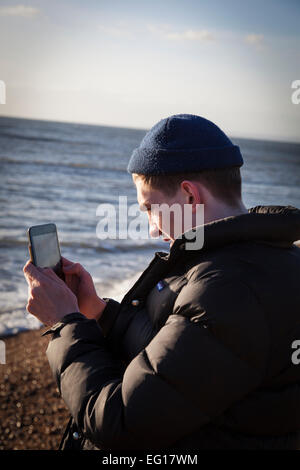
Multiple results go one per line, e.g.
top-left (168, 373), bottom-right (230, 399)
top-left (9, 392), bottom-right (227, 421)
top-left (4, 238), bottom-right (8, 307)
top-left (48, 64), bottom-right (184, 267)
top-left (127, 114), bottom-right (243, 175)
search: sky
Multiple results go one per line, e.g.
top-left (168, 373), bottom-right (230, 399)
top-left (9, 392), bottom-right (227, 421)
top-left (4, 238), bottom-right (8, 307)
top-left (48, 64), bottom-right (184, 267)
top-left (0, 0), bottom-right (299, 142)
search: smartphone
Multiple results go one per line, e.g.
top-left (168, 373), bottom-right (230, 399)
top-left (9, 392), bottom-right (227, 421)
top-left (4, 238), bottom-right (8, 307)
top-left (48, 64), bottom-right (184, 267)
top-left (27, 223), bottom-right (65, 281)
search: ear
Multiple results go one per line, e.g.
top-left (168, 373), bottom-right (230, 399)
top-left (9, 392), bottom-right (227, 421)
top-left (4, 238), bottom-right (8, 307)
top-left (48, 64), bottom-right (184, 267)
top-left (132, 173), bottom-right (140, 184)
top-left (180, 180), bottom-right (202, 211)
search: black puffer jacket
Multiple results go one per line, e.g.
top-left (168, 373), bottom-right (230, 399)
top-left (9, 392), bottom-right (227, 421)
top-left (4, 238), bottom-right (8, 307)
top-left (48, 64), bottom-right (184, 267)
top-left (44, 205), bottom-right (300, 450)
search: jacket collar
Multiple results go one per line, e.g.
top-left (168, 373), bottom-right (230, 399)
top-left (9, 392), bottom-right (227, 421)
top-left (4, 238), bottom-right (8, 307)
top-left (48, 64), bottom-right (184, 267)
top-left (161, 205), bottom-right (300, 260)
top-left (125, 205), bottom-right (300, 304)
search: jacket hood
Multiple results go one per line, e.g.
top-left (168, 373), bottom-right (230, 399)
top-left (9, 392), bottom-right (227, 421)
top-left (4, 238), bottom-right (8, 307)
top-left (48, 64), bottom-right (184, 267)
top-left (167, 205), bottom-right (300, 259)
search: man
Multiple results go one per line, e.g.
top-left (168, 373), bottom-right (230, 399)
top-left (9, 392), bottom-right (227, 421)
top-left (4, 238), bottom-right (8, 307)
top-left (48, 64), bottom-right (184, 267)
top-left (23, 114), bottom-right (300, 450)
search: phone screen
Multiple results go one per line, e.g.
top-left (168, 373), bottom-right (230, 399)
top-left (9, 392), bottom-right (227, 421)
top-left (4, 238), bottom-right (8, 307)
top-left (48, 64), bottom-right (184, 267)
top-left (28, 223), bottom-right (65, 280)
top-left (32, 232), bottom-right (61, 269)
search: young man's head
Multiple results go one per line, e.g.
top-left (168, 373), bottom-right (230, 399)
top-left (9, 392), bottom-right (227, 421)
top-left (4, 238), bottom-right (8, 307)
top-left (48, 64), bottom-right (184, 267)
top-left (127, 114), bottom-right (247, 245)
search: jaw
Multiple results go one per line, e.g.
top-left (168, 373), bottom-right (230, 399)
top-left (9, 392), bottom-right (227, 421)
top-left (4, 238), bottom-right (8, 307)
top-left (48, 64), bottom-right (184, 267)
top-left (162, 237), bottom-right (174, 247)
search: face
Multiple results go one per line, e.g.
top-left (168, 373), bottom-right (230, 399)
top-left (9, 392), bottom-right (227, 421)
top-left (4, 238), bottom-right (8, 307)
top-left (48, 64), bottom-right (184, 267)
top-left (134, 176), bottom-right (193, 247)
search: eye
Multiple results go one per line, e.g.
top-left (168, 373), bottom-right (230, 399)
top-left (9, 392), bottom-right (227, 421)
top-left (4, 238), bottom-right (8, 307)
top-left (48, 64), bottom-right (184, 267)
top-left (139, 204), bottom-right (150, 213)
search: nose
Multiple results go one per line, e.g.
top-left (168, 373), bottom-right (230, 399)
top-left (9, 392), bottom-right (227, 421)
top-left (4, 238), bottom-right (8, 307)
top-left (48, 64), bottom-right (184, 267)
top-left (149, 219), bottom-right (160, 239)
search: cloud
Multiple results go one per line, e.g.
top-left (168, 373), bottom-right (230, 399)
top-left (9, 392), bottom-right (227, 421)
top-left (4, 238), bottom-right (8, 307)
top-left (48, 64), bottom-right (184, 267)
top-left (147, 23), bottom-right (172, 36)
top-left (98, 24), bottom-right (134, 39)
top-left (0, 5), bottom-right (39, 17)
top-left (148, 24), bottom-right (215, 42)
top-left (166, 30), bottom-right (215, 41)
top-left (245, 34), bottom-right (264, 46)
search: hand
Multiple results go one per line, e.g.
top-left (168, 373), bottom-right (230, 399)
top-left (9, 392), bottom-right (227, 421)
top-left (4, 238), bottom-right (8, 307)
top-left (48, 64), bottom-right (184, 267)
top-left (23, 260), bottom-right (80, 327)
top-left (61, 256), bottom-right (107, 321)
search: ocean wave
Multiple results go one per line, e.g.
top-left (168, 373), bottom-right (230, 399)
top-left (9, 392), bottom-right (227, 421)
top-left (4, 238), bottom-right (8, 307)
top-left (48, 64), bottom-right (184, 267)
top-left (0, 156), bottom-right (127, 173)
top-left (0, 131), bottom-right (105, 147)
top-left (0, 307), bottom-right (42, 337)
top-left (0, 270), bottom-right (144, 337)
top-left (0, 237), bottom-right (163, 252)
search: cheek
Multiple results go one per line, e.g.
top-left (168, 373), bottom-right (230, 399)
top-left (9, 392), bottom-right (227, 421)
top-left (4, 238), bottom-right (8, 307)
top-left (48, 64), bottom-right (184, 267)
top-left (159, 210), bottom-right (183, 239)
top-left (146, 211), bottom-right (161, 235)
top-left (149, 212), bottom-right (160, 230)
top-left (156, 212), bottom-right (172, 236)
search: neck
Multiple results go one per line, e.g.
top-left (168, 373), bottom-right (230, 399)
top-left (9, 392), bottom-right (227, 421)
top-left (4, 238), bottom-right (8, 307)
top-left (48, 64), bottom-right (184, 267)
top-left (202, 200), bottom-right (248, 225)
top-left (168, 200), bottom-right (248, 247)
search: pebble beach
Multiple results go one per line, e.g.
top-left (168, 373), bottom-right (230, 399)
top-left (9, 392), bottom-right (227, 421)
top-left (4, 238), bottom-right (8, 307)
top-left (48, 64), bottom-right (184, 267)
top-left (0, 327), bottom-right (70, 450)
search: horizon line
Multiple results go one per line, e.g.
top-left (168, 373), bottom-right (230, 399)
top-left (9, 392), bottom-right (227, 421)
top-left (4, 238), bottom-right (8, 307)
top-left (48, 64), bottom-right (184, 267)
top-left (0, 113), bottom-right (299, 146)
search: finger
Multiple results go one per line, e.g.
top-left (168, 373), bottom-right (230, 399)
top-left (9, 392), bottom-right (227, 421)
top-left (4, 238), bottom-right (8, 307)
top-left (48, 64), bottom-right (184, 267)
top-left (27, 284), bottom-right (32, 301)
top-left (42, 267), bottom-right (63, 284)
top-left (23, 261), bottom-right (41, 284)
top-left (62, 262), bottom-right (82, 276)
top-left (61, 256), bottom-right (75, 267)
top-left (23, 259), bottom-right (33, 273)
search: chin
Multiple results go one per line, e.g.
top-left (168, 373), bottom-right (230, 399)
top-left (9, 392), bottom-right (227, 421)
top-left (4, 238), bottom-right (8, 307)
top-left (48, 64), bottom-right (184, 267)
top-left (163, 238), bottom-right (174, 247)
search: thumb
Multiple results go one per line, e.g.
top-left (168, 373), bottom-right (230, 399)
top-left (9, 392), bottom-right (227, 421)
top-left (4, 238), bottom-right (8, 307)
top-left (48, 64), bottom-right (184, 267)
top-left (42, 267), bottom-right (63, 284)
top-left (62, 262), bottom-right (82, 276)
top-left (61, 256), bottom-right (74, 267)
top-left (23, 260), bottom-right (42, 284)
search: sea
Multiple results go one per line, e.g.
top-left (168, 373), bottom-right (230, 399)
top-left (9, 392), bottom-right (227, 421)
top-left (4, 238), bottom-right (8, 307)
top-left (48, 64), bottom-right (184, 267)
top-left (0, 116), bottom-right (300, 336)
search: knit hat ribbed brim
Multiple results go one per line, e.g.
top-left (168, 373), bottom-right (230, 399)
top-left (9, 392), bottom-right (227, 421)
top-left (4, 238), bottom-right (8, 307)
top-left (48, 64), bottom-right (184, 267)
top-left (127, 114), bottom-right (243, 175)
